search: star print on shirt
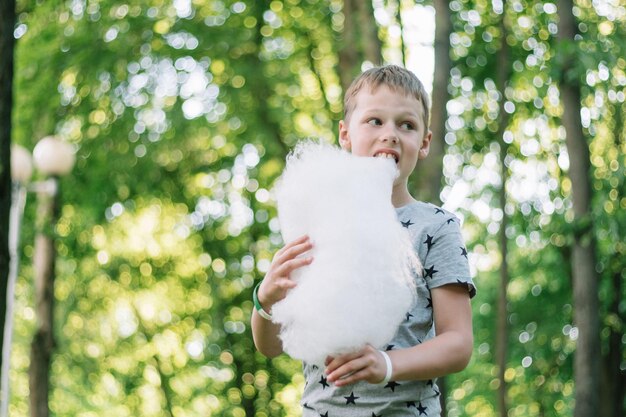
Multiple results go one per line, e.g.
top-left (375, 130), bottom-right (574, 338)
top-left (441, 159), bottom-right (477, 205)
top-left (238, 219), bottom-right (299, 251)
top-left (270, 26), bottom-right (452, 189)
top-left (344, 391), bottom-right (359, 405)
top-left (435, 208), bottom-right (445, 215)
top-left (401, 219), bottom-right (414, 228)
top-left (461, 247), bottom-right (468, 258)
top-left (406, 312), bottom-right (414, 321)
top-left (424, 265), bottom-right (438, 279)
top-left (384, 380), bottom-right (400, 392)
top-left (423, 234), bottom-right (434, 250)
top-left (318, 375), bottom-right (329, 389)
top-left (406, 401), bottom-right (417, 408)
top-left (446, 217), bottom-right (455, 224)
top-left (303, 403), bottom-right (314, 410)
top-left (371, 413), bottom-right (382, 417)
top-left (426, 297), bottom-right (433, 309)
top-left (385, 344), bottom-right (395, 351)
top-left (320, 412), bottom-right (329, 417)
top-left (417, 401), bottom-right (428, 415)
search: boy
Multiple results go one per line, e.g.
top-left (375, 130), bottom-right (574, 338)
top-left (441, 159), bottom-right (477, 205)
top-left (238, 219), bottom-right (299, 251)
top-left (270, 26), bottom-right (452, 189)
top-left (251, 65), bottom-right (475, 416)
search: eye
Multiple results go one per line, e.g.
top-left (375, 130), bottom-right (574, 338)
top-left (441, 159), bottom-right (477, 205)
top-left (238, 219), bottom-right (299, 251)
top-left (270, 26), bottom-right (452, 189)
top-left (367, 118), bottom-right (382, 126)
top-left (400, 121), bottom-right (415, 130)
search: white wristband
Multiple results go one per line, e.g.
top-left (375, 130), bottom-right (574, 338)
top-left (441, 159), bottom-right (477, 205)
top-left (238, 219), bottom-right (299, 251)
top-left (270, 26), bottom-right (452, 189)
top-left (378, 350), bottom-right (393, 385)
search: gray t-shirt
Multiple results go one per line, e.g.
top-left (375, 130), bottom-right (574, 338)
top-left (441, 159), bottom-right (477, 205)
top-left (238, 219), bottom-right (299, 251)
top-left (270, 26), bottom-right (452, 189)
top-left (300, 201), bottom-right (476, 417)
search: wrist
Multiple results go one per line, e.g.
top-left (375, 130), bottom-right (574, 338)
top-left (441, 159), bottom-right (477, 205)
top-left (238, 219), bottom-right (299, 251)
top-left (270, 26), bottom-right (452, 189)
top-left (253, 282), bottom-right (273, 320)
top-left (256, 282), bottom-right (273, 309)
top-left (378, 350), bottom-right (393, 385)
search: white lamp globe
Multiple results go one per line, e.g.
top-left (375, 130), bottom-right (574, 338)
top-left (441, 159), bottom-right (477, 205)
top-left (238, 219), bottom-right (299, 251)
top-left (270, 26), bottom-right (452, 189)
top-left (10, 145), bottom-right (34, 184)
top-left (33, 136), bottom-right (76, 176)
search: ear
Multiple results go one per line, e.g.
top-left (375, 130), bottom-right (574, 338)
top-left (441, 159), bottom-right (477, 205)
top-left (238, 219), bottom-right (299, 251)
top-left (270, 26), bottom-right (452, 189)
top-left (418, 130), bottom-right (432, 160)
top-left (338, 120), bottom-right (351, 150)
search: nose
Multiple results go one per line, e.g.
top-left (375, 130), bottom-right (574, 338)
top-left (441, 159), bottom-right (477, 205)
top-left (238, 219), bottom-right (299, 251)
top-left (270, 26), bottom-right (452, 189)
top-left (380, 123), bottom-right (399, 144)
top-left (381, 131), bottom-right (399, 144)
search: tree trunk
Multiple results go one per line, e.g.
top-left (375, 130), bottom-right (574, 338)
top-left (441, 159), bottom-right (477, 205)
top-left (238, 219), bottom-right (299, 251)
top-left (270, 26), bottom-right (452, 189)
top-left (357, 0), bottom-right (382, 65)
top-left (600, 102), bottom-right (625, 417)
top-left (338, 0), bottom-right (359, 94)
top-left (0, 0), bottom-right (16, 392)
top-left (247, 0), bottom-right (289, 156)
top-left (602, 269), bottom-right (624, 417)
top-left (494, 4), bottom-right (511, 416)
top-left (394, 2), bottom-right (407, 66)
top-left (413, 0), bottom-right (451, 205)
top-left (557, 2), bottom-right (601, 417)
top-left (425, 1), bottom-right (453, 411)
top-left (29, 183), bottom-right (59, 417)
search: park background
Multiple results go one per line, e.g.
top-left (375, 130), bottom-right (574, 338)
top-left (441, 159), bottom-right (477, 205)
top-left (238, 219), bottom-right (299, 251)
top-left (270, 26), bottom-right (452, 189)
top-left (0, 0), bottom-right (624, 416)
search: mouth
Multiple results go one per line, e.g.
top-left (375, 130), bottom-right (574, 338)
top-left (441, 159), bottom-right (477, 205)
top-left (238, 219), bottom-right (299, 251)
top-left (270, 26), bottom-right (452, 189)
top-left (373, 150), bottom-right (399, 164)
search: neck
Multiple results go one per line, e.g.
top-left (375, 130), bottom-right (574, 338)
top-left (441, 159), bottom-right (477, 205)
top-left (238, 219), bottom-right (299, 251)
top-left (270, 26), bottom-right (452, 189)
top-left (391, 183), bottom-right (416, 208)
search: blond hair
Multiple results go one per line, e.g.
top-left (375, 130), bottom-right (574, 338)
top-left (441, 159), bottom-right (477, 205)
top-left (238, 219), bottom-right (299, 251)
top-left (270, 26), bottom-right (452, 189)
top-left (343, 65), bottom-right (430, 133)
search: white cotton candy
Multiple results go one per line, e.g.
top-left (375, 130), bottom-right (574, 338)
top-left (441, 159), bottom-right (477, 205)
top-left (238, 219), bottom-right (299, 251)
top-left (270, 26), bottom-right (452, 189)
top-left (271, 141), bottom-right (420, 366)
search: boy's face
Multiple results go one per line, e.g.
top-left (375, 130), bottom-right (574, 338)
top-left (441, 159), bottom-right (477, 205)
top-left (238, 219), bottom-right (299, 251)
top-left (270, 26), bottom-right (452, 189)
top-left (339, 85), bottom-right (432, 187)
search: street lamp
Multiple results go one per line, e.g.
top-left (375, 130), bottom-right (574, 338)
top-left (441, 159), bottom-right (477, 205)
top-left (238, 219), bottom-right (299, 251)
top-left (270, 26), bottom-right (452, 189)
top-left (1, 145), bottom-right (33, 417)
top-left (30, 136), bottom-right (75, 417)
top-left (33, 136), bottom-right (75, 177)
top-left (10, 145), bottom-right (33, 183)
top-left (0, 136), bottom-right (74, 417)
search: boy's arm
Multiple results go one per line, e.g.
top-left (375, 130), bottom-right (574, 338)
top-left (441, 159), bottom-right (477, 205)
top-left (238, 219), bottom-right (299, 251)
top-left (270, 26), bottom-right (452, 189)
top-left (251, 235), bottom-right (314, 358)
top-left (325, 284), bottom-right (473, 385)
top-left (251, 305), bottom-right (284, 358)
top-left (387, 284), bottom-right (473, 380)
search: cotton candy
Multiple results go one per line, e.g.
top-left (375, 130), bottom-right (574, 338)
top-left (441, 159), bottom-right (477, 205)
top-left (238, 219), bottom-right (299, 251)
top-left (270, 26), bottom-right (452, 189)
top-left (271, 141), bottom-right (420, 366)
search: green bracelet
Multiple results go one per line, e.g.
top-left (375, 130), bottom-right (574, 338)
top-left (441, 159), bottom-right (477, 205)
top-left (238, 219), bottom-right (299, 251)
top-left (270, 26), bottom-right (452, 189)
top-left (253, 282), bottom-right (273, 320)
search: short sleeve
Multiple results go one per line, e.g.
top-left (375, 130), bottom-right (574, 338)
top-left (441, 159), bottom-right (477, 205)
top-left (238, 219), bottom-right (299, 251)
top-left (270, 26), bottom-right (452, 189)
top-left (419, 217), bottom-right (476, 298)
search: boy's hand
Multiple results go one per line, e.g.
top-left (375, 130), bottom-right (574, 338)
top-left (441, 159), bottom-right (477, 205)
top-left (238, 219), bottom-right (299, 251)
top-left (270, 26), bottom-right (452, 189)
top-left (257, 235), bottom-right (314, 311)
top-left (324, 345), bottom-right (390, 386)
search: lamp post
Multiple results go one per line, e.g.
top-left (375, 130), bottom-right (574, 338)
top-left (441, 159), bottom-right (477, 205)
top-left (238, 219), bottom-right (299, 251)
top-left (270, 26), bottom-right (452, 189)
top-left (1, 145), bottom-right (33, 417)
top-left (0, 137), bottom-right (74, 417)
top-left (28, 136), bottom-right (75, 417)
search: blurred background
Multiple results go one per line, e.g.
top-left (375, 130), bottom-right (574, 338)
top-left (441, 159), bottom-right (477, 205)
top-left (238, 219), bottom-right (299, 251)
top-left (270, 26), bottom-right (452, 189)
top-left (0, 0), bottom-right (624, 416)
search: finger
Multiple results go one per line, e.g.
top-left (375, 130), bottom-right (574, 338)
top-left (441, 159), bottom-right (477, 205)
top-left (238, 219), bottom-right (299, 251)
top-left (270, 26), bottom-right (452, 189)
top-left (325, 356), bottom-right (334, 366)
top-left (280, 235), bottom-right (310, 252)
top-left (326, 346), bottom-right (369, 370)
top-left (275, 241), bottom-right (313, 265)
top-left (272, 236), bottom-right (307, 259)
top-left (325, 352), bottom-right (363, 377)
top-left (327, 358), bottom-right (367, 383)
top-left (275, 256), bottom-right (313, 277)
top-left (275, 278), bottom-right (297, 290)
top-left (333, 368), bottom-right (371, 387)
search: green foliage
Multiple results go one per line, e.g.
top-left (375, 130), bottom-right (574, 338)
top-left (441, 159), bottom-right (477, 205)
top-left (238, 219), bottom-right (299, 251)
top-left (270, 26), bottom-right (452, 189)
top-left (8, 0), bottom-right (625, 416)
top-left (443, 1), bottom-right (625, 416)
top-left (12, 1), bottom-right (342, 415)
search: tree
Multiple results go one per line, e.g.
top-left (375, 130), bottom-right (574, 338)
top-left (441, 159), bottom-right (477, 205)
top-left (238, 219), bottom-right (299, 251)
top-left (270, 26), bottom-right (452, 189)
top-left (413, 0), bottom-right (451, 205)
top-left (6, 1), bottom-right (625, 416)
top-left (338, 0), bottom-right (382, 93)
top-left (0, 0), bottom-right (16, 393)
top-left (494, 2), bottom-right (512, 416)
top-left (557, 1), bottom-right (601, 416)
top-left (338, 0), bottom-right (359, 93)
top-left (356, 0), bottom-right (381, 65)
top-left (600, 101), bottom-right (625, 417)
